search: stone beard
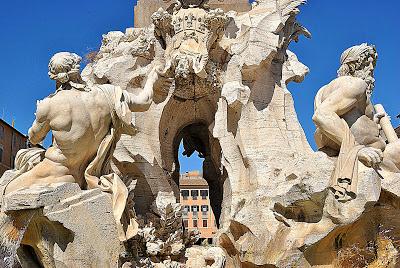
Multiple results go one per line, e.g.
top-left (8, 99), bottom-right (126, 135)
top-left (337, 43), bottom-right (378, 93)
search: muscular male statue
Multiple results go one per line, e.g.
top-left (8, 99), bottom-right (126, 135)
top-left (1, 52), bottom-right (158, 239)
top-left (313, 44), bottom-right (400, 199)
top-left (5, 52), bottom-right (156, 193)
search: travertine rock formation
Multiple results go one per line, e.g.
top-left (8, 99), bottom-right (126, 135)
top-left (1, 0), bottom-right (400, 267)
top-left (1, 182), bottom-right (120, 268)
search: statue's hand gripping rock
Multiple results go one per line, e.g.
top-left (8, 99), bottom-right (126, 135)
top-left (357, 147), bottom-right (384, 169)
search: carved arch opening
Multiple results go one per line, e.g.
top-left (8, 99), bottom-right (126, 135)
top-left (172, 122), bottom-right (225, 226)
top-left (158, 94), bottom-right (228, 227)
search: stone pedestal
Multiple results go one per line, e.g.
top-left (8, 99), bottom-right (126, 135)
top-left (1, 183), bottom-right (120, 268)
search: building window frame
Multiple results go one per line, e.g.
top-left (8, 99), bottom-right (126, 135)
top-left (181, 190), bottom-right (189, 200)
top-left (12, 133), bottom-right (17, 148)
top-left (11, 154), bottom-right (16, 169)
top-left (191, 190), bottom-right (199, 200)
top-left (201, 205), bottom-right (208, 216)
top-left (191, 205), bottom-right (199, 217)
top-left (203, 220), bottom-right (208, 228)
top-left (200, 190), bottom-right (208, 200)
top-left (183, 205), bottom-right (190, 216)
top-left (193, 219), bottom-right (198, 228)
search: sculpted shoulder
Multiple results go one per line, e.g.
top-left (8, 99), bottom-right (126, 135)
top-left (329, 76), bottom-right (368, 97)
top-left (35, 97), bottom-right (51, 123)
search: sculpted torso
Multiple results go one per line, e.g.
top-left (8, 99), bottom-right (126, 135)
top-left (314, 76), bottom-right (385, 152)
top-left (44, 88), bottom-right (112, 166)
top-left (5, 87), bottom-right (113, 194)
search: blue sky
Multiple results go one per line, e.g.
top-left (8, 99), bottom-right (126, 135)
top-left (0, 0), bottom-right (399, 172)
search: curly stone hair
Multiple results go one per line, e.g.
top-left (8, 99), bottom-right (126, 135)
top-left (337, 43), bottom-right (378, 91)
top-left (48, 52), bottom-right (82, 84)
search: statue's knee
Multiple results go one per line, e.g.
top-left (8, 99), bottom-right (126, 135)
top-left (384, 141), bottom-right (400, 167)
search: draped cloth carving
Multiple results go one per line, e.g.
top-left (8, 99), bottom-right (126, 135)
top-left (330, 120), bottom-right (364, 202)
top-left (85, 86), bottom-right (138, 241)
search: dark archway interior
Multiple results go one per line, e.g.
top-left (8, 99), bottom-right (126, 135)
top-left (172, 122), bottom-right (224, 227)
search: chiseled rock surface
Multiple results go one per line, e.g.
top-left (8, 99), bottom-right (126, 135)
top-left (185, 246), bottom-right (226, 268)
top-left (2, 183), bottom-right (120, 268)
top-left (381, 171), bottom-right (400, 197)
top-left (81, 0), bottom-right (337, 266)
top-left (323, 165), bottom-right (381, 225)
top-left (2, 183), bottom-right (81, 212)
top-left (45, 188), bottom-right (120, 268)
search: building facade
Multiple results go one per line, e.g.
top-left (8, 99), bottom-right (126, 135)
top-left (179, 171), bottom-right (217, 241)
top-left (0, 119), bottom-right (29, 176)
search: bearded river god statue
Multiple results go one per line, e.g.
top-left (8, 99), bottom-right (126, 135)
top-left (1, 1), bottom-right (400, 268)
top-left (313, 43), bottom-right (400, 201)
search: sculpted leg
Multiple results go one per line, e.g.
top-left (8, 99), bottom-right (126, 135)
top-left (383, 140), bottom-right (400, 172)
top-left (4, 159), bottom-right (75, 195)
top-left (314, 127), bottom-right (340, 156)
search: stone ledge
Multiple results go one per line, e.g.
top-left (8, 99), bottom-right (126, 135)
top-left (2, 183), bottom-right (81, 212)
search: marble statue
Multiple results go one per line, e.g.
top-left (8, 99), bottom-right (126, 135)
top-left (1, 52), bottom-right (160, 242)
top-left (1, 1), bottom-right (400, 267)
top-left (313, 43), bottom-right (400, 200)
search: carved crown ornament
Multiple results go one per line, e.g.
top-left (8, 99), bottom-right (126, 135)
top-left (162, 0), bottom-right (224, 9)
top-left (151, 0), bottom-right (228, 99)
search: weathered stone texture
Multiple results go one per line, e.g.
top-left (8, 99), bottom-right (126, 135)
top-left (134, 0), bottom-right (251, 28)
top-left (1, 1), bottom-right (400, 267)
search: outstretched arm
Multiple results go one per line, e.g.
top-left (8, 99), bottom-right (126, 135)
top-left (126, 68), bottom-right (158, 112)
top-left (312, 79), bottom-right (367, 147)
top-left (28, 100), bottom-right (50, 145)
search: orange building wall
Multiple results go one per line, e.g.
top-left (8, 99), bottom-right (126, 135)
top-left (0, 120), bottom-right (28, 176)
top-left (179, 172), bottom-right (217, 239)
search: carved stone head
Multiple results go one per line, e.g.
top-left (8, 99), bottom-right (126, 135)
top-left (48, 52), bottom-right (86, 91)
top-left (282, 51), bottom-right (309, 84)
top-left (337, 43), bottom-right (378, 92)
top-left (48, 52), bottom-right (82, 84)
